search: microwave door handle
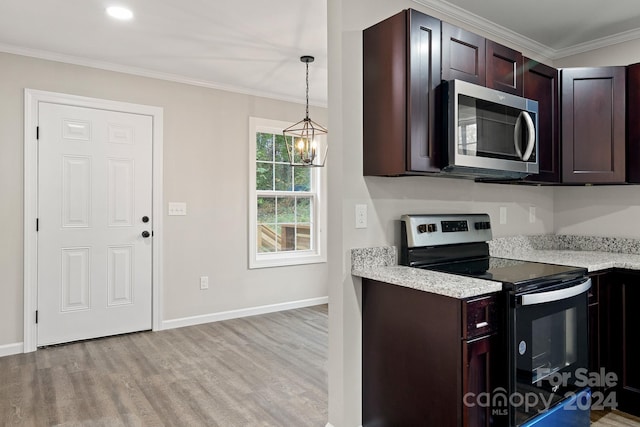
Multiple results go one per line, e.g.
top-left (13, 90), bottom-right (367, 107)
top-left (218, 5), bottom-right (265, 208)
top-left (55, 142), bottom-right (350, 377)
top-left (520, 279), bottom-right (592, 306)
top-left (513, 111), bottom-right (535, 161)
top-left (521, 111), bottom-right (535, 161)
top-left (513, 112), bottom-right (524, 159)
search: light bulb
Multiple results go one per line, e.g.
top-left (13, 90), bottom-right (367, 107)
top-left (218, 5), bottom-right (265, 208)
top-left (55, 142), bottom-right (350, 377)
top-left (106, 6), bottom-right (134, 20)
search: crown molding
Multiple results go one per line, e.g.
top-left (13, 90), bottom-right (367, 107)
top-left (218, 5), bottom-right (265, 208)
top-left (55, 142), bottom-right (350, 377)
top-left (0, 43), bottom-right (327, 108)
top-left (553, 27), bottom-right (640, 59)
top-left (411, 0), bottom-right (555, 61)
top-left (411, 0), bottom-right (640, 61)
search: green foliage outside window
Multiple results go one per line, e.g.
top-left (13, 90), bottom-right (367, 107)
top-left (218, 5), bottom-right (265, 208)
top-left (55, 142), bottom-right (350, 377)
top-left (256, 132), bottom-right (314, 253)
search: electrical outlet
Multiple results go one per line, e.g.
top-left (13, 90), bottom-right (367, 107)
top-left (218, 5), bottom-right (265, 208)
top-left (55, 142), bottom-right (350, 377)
top-left (200, 276), bottom-right (209, 290)
top-left (168, 202), bottom-right (187, 216)
top-left (529, 206), bottom-right (536, 223)
top-left (499, 207), bottom-right (507, 225)
top-left (355, 204), bottom-right (367, 229)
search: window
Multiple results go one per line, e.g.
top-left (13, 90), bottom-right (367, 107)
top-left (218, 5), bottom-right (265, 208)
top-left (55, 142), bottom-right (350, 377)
top-left (249, 117), bottom-right (326, 268)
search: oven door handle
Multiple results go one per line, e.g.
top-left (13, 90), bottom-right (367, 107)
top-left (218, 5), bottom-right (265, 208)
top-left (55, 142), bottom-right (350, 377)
top-left (520, 278), bottom-right (591, 306)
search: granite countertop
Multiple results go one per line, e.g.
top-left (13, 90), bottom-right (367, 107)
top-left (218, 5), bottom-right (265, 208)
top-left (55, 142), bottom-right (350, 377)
top-left (351, 235), bottom-right (640, 300)
top-left (491, 249), bottom-right (640, 272)
top-left (351, 247), bottom-right (502, 299)
top-left (488, 235), bottom-right (640, 272)
top-left (353, 266), bottom-right (503, 299)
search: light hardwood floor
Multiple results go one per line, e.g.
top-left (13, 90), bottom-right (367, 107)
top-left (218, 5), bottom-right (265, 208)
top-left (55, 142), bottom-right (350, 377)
top-left (0, 305), bottom-right (328, 426)
top-left (592, 410), bottom-right (640, 426)
top-left (2, 304), bottom-right (639, 426)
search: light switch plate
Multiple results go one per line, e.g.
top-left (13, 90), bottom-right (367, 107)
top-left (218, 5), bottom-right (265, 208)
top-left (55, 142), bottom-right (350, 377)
top-left (168, 202), bottom-right (187, 216)
top-left (355, 204), bottom-right (367, 229)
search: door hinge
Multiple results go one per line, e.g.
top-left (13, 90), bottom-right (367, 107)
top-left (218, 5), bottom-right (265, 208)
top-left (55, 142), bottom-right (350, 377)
top-left (35, 310), bottom-right (38, 324)
top-left (36, 218), bottom-right (39, 232)
top-left (36, 126), bottom-right (39, 140)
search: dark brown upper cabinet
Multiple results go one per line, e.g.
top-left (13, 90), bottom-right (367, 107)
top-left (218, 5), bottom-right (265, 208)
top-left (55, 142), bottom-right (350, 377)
top-left (363, 9), bottom-right (441, 176)
top-left (522, 59), bottom-right (560, 183)
top-left (486, 40), bottom-right (523, 96)
top-left (441, 22), bottom-right (486, 86)
top-left (627, 62), bottom-right (640, 183)
top-left (561, 67), bottom-right (626, 184)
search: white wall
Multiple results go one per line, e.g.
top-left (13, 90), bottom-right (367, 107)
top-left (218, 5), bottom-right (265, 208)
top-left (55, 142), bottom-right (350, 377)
top-left (327, 1), bottom-right (555, 426)
top-left (0, 52), bottom-right (328, 347)
top-left (554, 186), bottom-right (640, 238)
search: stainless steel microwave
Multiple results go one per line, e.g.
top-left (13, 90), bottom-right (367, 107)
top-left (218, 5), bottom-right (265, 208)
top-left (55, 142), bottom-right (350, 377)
top-left (442, 80), bottom-right (539, 179)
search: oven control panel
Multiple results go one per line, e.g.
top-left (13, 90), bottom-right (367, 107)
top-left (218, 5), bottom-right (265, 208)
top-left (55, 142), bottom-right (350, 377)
top-left (441, 220), bottom-right (469, 233)
top-left (401, 213), bottom-right (493, 248)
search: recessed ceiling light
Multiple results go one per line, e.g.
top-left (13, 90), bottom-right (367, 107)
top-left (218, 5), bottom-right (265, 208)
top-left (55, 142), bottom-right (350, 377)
top-left (106, 6), bottom-right (133, 20)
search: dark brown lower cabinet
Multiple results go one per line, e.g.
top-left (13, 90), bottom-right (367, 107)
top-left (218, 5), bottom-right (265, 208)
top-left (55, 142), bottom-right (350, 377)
top-left (464, 333), bottom-right (501, 427)
top-left (362, 278), bottom-right (503, 427)
top-left (589, 270), bottom-right (640, 416)
top-left (609, 271), bottom-right (640, 415)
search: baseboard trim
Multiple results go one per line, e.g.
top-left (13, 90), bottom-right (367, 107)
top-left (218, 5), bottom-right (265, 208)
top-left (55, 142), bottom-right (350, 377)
top-left (161, 296), bottom-right (328, 330)
top-left (0, 342), bottom-right (24, 357)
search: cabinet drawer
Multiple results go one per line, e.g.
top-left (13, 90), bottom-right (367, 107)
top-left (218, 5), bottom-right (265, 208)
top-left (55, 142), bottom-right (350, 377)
top-left (465, 295), bottom-right (499, 339)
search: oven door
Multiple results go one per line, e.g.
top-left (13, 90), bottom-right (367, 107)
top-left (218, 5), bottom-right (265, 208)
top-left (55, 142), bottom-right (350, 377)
top-left (510, 278), bottom-right (591, 426)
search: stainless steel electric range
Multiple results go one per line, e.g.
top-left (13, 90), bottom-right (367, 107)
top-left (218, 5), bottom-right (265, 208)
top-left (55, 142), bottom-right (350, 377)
top-left (400, 213), bottom-right (592, 427)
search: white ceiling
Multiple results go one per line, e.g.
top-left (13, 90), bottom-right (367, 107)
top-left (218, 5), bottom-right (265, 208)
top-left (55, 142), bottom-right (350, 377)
top-left (0, 0), bottom-right (328, 106)
top-left (415, 0), bottom-right (640, 59)
top-left (1, 0), bottom-right (640, 106)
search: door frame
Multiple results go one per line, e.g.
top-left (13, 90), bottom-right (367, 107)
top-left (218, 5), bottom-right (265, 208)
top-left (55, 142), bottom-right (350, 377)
top-left (23, 89), bottom-right (164, 353)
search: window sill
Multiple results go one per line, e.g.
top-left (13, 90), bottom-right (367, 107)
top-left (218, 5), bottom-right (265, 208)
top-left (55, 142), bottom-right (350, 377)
top-left (249, 252), bottom-right (327, 269)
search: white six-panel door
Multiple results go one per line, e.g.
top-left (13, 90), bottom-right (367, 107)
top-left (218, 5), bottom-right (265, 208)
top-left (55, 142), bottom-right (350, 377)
top-left (37, 102), bottom-right (153, 346)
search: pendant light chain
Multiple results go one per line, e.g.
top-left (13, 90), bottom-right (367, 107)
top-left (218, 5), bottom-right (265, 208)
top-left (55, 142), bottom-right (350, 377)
top-left (305, 60), bottom-right (310, 120)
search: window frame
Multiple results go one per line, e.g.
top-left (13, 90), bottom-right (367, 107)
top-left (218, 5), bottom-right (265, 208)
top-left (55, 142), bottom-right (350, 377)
top-left (248, 117), bottom-right (327, 269)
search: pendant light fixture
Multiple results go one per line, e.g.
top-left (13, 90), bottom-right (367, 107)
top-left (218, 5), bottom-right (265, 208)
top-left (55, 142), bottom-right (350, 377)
top-left (283, 55), bottom-right (328, 167)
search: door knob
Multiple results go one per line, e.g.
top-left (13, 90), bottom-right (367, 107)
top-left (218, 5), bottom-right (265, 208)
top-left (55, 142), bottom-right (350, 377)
top-left (142, 216), bottom-right (150, 223)
top-left (142, 231), bottom-right (151, 238)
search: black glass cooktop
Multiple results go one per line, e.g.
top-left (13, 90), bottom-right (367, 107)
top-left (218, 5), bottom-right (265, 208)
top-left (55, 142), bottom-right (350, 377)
top-left (427, 257), bottom-right (587, 289)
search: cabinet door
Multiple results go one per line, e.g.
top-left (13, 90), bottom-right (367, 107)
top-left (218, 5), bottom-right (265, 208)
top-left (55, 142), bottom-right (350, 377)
top-left (597, 272), bottom-right (620, 394)
top-left (627, 62), bottom-right (640, 183)
top-left (441, 22), bottom-right (486, 86)
top-left (486, 40), bottom-right (523, 96)
top-left (406, 10), bottom-right (442, 172)
top-left (561, 67), bottom-right (626, 183)
top-left (464, 334), bottom-right (501, 427)
top-left (523, 59), bottom-right (560, 183)
top-left (612, 272), bottom-right (640, 416)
